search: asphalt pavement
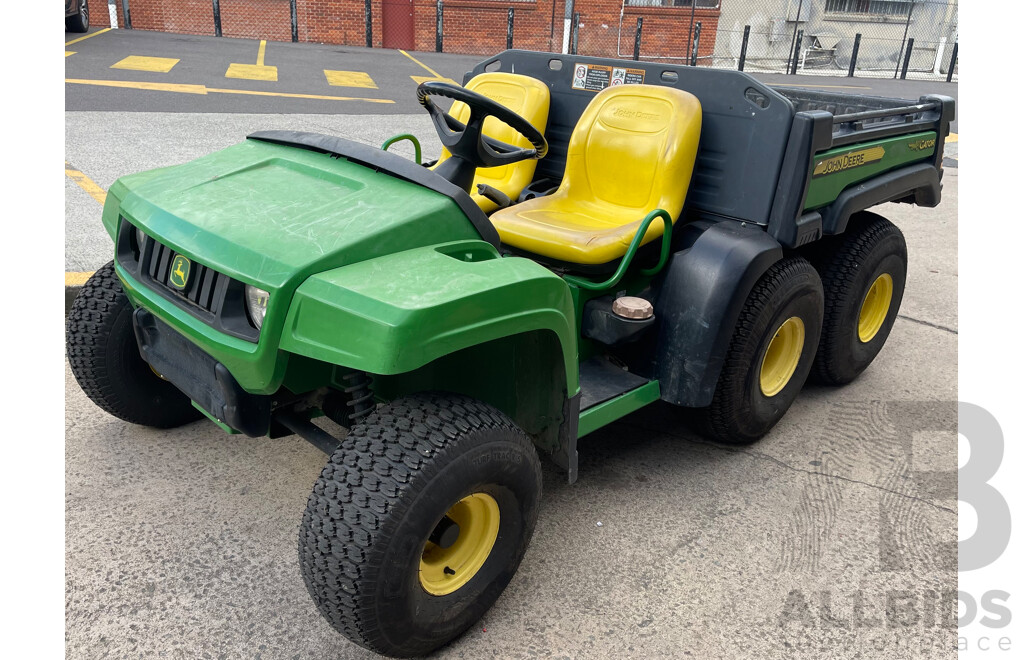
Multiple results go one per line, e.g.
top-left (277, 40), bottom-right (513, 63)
top-left (66, 27), bottom-right (959, 659)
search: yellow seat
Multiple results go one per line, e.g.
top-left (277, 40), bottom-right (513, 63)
top-left (491, 84), bottom-right (701, 265)
top-left (431, 72), bottom-right (550, 214)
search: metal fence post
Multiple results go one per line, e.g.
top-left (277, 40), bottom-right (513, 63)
top-left (633, 17), bottom-right (643, 61)
top-left (121, 0), bottom-right (132, 29)
top-left (364, 0), bottom-right (372, 48)
top-left (289, 0), bottom-right (298, 42)
top-left (507, 8), bottom-right (514, 50)
top-left (436, 0), bottom-right (444, 52)
top-left (790, 29), bottom-right (803, 74)
top-left (900, 37), bottom-right (914, 79)
top-left (848, 33), bottom-right (861, 77)
top-left (685, 0), bottom-right (696, 65)
top-left (212, 0), bottom-right (222, 37)
top-left (946, 41), bottom-right (958, 82)
top-left (571, 12), bottom-right (580, 55)
top-left (690, 22), bottom-right (701, 66)
top-left (895, 0), bottom-right (916, 79)
top-left (787, 0), bottom-right (805, 75)
top-left (738, 24), bottom-right (750, 71)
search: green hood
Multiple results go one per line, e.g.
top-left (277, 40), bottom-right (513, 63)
top-left (115, 139), bottom-right (481, 292)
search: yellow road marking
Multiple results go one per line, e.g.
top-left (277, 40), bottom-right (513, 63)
top-left (65, 271), bottom-right (95, 287)
top-left (324, 70), bottom-right (378, 89)
top-left (411, 75), bottom-right (459, 86)
top-left (400, 49), bottom-right (444, 78)
top-left (66, 51), bottom-right (75, 57)
top-left (65, 162), bottom-right (107, 205)
top-left (768, 83), bottom-right (871, 89)
top-left (947, 132), bottom-right (958, 143)
top-left (111, 56), bottom-right (180, 73)
top-left (66, 78), bottom-right (395, 103)
top-left (66, 78), bottom-right (208, 94)
top-left (227, 39), bottom-right (278, 81)
top-left (65, 27), bottom-right (111, 47)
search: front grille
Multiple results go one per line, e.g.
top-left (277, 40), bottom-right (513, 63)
top-left (116, 217), bottom-right (261, 343)
top-left (147, 240), bottom-right (225, 314)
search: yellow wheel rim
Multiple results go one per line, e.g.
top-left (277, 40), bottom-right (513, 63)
top-left (858, 273), bottom-right (893, 343)
top-left (419, 493), bottom-right (500, 596)
top-left (759, 316), bottom-right (806, 398)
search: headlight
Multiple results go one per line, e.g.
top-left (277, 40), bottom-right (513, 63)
top-left (245, 285), bottom-right (270, 330)
top-left (135, 226), bottom-right (147, 248)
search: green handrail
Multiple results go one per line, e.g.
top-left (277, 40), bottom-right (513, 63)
top-left (562, 209), bottom-right (674, 292)
top-left (381, 133), bottom-right (422, 165)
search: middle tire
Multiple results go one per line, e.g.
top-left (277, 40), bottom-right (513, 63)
top-left (696, 257), bottom-right (824, 444)
top-left (299, 393), bottom-right (542, 658)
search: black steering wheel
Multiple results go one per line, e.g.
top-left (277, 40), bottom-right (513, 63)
top-left (417, 80), bottom-right (548, 193)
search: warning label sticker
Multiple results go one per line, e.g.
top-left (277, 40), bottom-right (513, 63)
top-left (571, 64), bottom-right (645, 92)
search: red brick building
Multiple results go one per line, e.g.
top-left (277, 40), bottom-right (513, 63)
top-left (86, 0), bottom-right (720, 62)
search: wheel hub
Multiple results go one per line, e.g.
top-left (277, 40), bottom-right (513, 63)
top-left (759, 316), bottom-right (805, 397)
top-left (419, 493), bottom-right (500, 596)
top-left (858, 273), bottom-right (894, 343)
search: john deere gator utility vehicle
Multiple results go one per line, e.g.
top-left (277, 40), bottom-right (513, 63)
top-left (67, 50), bottom-right (953, 656)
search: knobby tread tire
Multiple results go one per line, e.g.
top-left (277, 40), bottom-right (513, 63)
top-left (66, 261), bottom-right (202, 428)
top-left (806, 212), bottom-right (907, 385)
top-left (698, 257), bottom-right (823, 444)
top-left (299, 392), bottom-right (541, 657)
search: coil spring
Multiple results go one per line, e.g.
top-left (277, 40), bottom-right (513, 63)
top-left (340, 371), bottom-right (375, 423)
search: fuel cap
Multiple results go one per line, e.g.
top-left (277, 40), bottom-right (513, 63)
top-left (612, 296), bottom-right (654, 320)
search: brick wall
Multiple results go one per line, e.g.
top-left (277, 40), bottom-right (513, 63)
top-left (80, 0), bottom-right (719, 62)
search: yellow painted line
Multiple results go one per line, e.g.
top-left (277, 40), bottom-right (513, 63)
top-left (66, 78), bottom-right (208, 94)
top-left (65, 27), bottom-right (111, 47)
top-left (66, 78), bottom-right (395, 103)
top-left (226, 63), bottom-right (278, 81)
top-left (411, 75), bottom-right (459, 87)
top-left (65, 271), bottom-right (94, 287)
top-left (227, 39), bottom-right (278, 81)
top-left (207, 86), bottom-right (393, 103)
top-left (66, 50), bottom-right (75, 57)
top-left (769, 83), bottom-right (871, 90)
top-left (324, 70), bottom-right (378, 89)
top-left (399, 49), bottom-right (444, 79)
top-left (946, 132), bottom-right (958, 143)
top-left (111, 56), bottom-right (180, 73)
top-left (65, 162), bottom-right (107, 205)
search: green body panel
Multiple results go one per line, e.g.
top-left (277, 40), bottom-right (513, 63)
top-left (280, 240), bottom-right (580, 393)
top-left (803, 131), bottom-right (937, 210)
top-left (578, 381), bottom-right (661, 437)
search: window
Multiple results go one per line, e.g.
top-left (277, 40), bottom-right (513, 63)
top-left (625, 0), bottom-right (720, 8)
top-left (825, 0), bottom-right (913, 16)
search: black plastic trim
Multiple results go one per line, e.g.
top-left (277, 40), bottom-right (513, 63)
top-left (246, 130), bottom-right (501, 248)
top-left (553, 391), bottom-right (581, 484)
top-left (767, 110), bottom-right (834, 247)
top-left (820, 163), bottom-right (940, 235)
top-left (133, 308), bottom-right (272, 437)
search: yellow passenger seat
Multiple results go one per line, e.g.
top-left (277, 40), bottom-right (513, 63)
top-left (431, 72), bottom-right (551, 214)
top-left (490, 84), bottom-right (701, 265)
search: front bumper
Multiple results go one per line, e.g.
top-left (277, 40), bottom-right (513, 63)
top-left (133, 308), bottom-right (273, 437)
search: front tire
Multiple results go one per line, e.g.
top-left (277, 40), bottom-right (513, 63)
top-left (695, 257), bottom-right (823, 444)
top-left (299, 393), bottom-right (542, 657)
top-left (66, 261), bottom-right (202, 428)
top-left (805, 212), bottom-right (908, 385)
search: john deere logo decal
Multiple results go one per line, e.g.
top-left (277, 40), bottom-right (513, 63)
top-left (812, 146), bottom-right (885, 178)
top-left (170, 255), bottom-right (191, 290)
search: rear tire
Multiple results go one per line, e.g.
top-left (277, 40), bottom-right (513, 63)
top-left (805, 212), bottom-right (907, 385)
top-left (65, 0), bottom-right (89, 32)
top-left (695, 257), bottom-right (823, 444)
top-left (299, 393), bottom-right (542, 657)
top-left (66, 261), bottom-right (202, 428)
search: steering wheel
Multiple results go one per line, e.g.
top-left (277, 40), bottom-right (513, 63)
top-left (417, 80), bottom-right (548, 193)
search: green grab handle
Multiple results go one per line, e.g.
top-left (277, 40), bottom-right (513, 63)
top-left (381, 133), bottom-right (422, 165)
top-left (563, 209), bottom-right (674, 292)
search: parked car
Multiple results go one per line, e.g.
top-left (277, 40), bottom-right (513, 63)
top-left (65, 0), bottom-right (89, 33)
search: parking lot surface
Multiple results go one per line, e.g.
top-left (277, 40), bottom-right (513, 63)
top-left (66, 28), bottom-right (958, 659)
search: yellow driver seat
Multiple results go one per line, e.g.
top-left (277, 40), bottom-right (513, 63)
top-left (431, 72), bottom-right (551, 214)
top-left (490, 84), bottom-right (701, 265)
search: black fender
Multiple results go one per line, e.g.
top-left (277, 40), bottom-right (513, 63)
top-left (653, 220), bottom-right (784, 407)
